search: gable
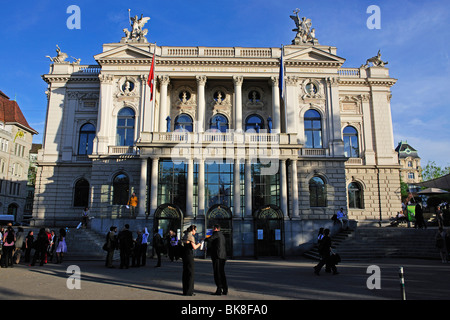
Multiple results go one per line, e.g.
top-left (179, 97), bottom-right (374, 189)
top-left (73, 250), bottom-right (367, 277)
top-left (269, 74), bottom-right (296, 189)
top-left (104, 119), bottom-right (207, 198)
top-left (94, 44), bottom-right (154, 64)
top-left (284, 46), bottom-right (345, 66)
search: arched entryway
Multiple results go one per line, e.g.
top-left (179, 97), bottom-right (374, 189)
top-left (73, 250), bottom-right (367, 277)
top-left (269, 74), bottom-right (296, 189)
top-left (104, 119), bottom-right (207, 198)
top-left (206, 204), bottom-right (233, 258)
top-left (154, 203), bottom-right (183, 240)
top-left (254, 205), bottom-right (284, 258)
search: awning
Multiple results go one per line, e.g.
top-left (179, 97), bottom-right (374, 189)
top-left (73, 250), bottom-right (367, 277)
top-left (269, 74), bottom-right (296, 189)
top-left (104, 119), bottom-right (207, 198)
top-left (414, 173), bottom-right (450, 190)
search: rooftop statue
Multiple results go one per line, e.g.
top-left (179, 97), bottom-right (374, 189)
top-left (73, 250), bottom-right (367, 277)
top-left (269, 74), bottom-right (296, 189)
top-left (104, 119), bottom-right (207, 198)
top-left (46, 45), bottom-right (69, 63)
top-left (290, 9), bottom-right (318, 45)
top-left (122, 13), bottom-right (150, 43)
top-left (364, 50), bottom-right (388, 68)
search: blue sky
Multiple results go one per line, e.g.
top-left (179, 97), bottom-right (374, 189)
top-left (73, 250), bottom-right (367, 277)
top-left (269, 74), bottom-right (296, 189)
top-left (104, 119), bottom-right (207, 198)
top-left (0, 0), bottom-right (449, 168)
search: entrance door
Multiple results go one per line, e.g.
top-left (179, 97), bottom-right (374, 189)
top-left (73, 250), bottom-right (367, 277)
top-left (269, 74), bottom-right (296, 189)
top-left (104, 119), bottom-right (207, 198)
top-left (154, 203), bottom-right (183, 240)
top-left (254, 205), bottom-right (284, 258)
top-left (206, 204), bottom-right (233, 258)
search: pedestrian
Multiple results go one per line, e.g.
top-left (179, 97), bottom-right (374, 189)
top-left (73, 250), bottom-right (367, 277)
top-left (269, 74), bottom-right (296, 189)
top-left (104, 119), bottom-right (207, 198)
top-left (336, 208), bottom-right (349, 229)
top-left (313, 228), bottom-right (338, 275)
top-left (132, 230), bottom-right (142, 267)
top-left (203, 224), bottom-right (228, 296)
top-left (435, 227), bottom-right (449, 263)
top-left (436, 206), bottom-right (444, 228)
top-left (81, 207), bottom-right (90, 228)
top-left (105, 226), bottom-right (118, 268)
top-left (153, 229), bottom-right (165, 267)
top-left (415, 203), bottom-right (426, 229)
top-left (118, 224), bottom-right (133, 269)
top-left (55, 228), bottom-right (67, 263)
top-left (24, 230), bottom-right (34, 263)
top-left (127, 192), bottom-right (138, 217)
top-left (317, 227), bottom-right (324, 244)
top-left (181, 225), bottom-right (201, 296)
top-left (1, 226), bottom-right (16, 268)
top-left (13, 227), bottom-right (25, 264)
top-left (168, 229), bottom-right (180, 262)
top-left (140, 227), bottom-right (149, 266)
top-left (47, 230), bottom-right (56, 263)
top-left (31, 228), bottom-right (50, 267)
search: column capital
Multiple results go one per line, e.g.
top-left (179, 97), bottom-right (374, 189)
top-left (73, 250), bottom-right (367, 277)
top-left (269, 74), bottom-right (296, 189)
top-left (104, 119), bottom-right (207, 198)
top-left (270, 76), bottom-right (279, 87)
top-left (233, 75), bottom-right (243, 86)
top-left (158, 75), bottom-right (170, 86)
top-left (196, 75), bottom-right (207, 86)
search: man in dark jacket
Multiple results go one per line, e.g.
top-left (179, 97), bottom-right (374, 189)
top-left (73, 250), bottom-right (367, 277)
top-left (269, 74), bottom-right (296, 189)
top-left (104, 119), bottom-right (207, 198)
top-left (118, 224), bottom-right (133, 269)
top-left (204, 225), bottom-right (228, 295)
top-left (313, 228), bottom-right (338, 275)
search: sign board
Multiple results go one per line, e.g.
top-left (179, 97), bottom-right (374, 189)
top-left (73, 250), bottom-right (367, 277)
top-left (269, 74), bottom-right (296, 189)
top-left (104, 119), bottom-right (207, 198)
top-left (407, 205), bottom-right (416, 222)
top-left (257, 229), bottom-right (263, 240)
top-left (275, 229), bottom-right (281, 241)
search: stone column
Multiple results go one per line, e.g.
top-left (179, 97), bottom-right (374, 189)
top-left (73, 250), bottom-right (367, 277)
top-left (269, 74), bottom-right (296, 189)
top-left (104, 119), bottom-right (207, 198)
top-left (95, 73), bottom-right (114, 155)
top-left (186, 158), bottom-right (194, 217)
top-left (196, 76), bottom-right (207, 132)
top-left (233, 158), bottom-right (241, 218)
top-left (138, 157), bottom-right (148, 218)
top-left (280, 159), bottom-right (288, 217)
top-left (290, 159), bottom-right (299, 217)
top-left (244, 158), bottom-right (252, 217)
top-left (233, 76), bottom-right (243, 132)
top-left (158, 75), bottom-right (170, 132)
top-left (198, 159), bottom-right (205, 217)
top-left (270, 76), bottom-right (281, 133)
top-left (149, 157), bottom-right (159, 217)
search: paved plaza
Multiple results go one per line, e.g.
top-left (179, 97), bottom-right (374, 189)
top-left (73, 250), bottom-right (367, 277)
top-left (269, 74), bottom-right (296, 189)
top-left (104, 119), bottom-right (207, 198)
top-left (1, 256), bottom-right (448, 301)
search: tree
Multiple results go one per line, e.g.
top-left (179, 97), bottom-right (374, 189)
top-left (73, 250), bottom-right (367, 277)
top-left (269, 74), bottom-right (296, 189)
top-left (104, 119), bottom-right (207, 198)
top-left (421, 161), bottom-right (450, 181)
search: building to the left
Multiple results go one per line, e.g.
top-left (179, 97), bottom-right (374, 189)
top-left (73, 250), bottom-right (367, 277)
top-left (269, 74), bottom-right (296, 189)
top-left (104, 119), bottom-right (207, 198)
top-left (0, 91), bottom-right (38, 222)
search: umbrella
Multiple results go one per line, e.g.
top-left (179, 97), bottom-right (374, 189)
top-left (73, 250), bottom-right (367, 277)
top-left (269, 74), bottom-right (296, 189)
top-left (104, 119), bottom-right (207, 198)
top-left (417, 188), bottom-right (449, 195)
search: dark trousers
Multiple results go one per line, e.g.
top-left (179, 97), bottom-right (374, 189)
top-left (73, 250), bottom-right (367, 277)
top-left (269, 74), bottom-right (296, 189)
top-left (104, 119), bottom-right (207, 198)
top-left (212, 258), bottom-right (228, 293)
top-left (120, 249), bottom-right (130, 268)
top-left (105, 249), bottom-right (114, 267)
top-left (182, 253), bottom-right (195, 295)
top-left (1, 246), bottom-right (14, 267)
top-left (132, 245), bottom-right (141, 267)
top-left (155, 248), bottom-right (162, 267)
top-left (315, 252), bottom-right (337, 274)
top-left (31, 248), bottom-right (46, 266)
top-left (141, 244), bottom-right (147, 266)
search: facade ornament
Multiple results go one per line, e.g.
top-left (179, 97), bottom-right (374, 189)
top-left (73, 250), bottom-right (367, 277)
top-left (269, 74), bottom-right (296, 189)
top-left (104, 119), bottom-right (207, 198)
top-left (290, 9), bottom-right (319, 45)
top-left (364, 50), bottom-right (388, 68)
top-left (121, 14), bottom-right (150, 43)
top-left (46, 45), bottom-right (69, 64)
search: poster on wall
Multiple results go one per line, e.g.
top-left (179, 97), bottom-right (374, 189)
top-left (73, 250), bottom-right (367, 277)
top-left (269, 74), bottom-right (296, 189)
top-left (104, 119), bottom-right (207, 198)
top-left (275, 229), bottom-right (281, 241)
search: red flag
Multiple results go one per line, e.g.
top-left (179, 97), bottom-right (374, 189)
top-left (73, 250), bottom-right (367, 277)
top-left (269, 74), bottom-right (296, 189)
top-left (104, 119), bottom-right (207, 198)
top-left (147, 50), bottom-right (155, 101)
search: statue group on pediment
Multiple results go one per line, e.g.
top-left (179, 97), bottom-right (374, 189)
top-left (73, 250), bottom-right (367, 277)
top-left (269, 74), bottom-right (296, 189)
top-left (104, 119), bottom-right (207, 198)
top-left (121, 14), bottom-right (150, 43)
top-left (290, 9), bottom-right (319, 45)
top-left (364, 50), bottom-right (388, 68)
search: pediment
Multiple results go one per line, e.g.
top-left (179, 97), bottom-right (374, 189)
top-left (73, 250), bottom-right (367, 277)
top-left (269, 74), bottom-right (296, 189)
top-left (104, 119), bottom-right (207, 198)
top-left (94, 44), bottom-right (154, 63)
top-left (284, 47), bottom-right (345, 65)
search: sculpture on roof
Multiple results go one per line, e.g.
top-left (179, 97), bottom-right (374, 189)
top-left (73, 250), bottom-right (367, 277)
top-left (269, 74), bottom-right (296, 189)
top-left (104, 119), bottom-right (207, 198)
top-left (121, 13), bottom-right (150, 43)
top-left (46, 45), bottom-right (69, 63)
top-left (364, 50), bottom-right (388, 68)
top-left (290, 9), bottom-right (318, 45)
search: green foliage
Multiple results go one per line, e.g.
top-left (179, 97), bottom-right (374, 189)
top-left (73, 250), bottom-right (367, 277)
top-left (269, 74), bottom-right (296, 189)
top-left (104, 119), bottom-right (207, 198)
top-left (421, 161), bottom-right (450, 181)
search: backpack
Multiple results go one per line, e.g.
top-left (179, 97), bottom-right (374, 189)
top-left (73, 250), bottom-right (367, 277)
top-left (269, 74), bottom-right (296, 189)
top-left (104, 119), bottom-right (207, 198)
top-left (6, 231), bottom-right (14, 244)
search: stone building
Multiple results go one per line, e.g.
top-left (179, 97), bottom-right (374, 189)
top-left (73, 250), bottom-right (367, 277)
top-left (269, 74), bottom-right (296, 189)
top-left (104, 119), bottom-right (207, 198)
top-left (34, 11), bottom-right (401, 256)
top-left (396, 140), bottom-right (422, 192)
top-left (0, 91), bottom-right (37, 222)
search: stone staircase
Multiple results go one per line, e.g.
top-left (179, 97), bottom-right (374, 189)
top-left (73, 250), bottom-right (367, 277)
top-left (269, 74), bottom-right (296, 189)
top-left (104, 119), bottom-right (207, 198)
top-left (63, 228), bottom-right (107, 261)
top-left (303, 226), bottom-right (441, 261)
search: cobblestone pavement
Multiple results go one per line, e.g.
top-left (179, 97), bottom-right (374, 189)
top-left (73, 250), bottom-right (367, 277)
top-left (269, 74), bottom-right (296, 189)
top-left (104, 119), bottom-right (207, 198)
top-left (1, 256), bottom-right (448, 301)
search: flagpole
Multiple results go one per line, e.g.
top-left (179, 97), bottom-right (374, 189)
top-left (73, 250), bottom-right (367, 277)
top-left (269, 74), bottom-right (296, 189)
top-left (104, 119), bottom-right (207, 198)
top-left (149, 42), bottom-right (156, 132)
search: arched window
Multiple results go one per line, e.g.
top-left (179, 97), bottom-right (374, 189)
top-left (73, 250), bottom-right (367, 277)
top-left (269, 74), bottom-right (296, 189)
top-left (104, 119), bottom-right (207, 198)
top-left (73, 178), bottom-right (90, 207)
top-left (116, 107), bottom-right (135, 146)
top-left (343, 126), bottom-right (359, 158)
top-left (245, 114), bottom-right (264, 132)
top-left (113, 173), bottom-right (129, 205)
top-left (174, 114), bottom-right (193, 132)
top-left (78, 123), bottom-right (96, 155)
top-left (348, 182), bottom-right (363, 209)
top-left (309, 176), bottom-right (326, 207)
top-left (304, 109), bottom-right (322, 148)
top-left (209, 114), bottom-right (229, 133)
